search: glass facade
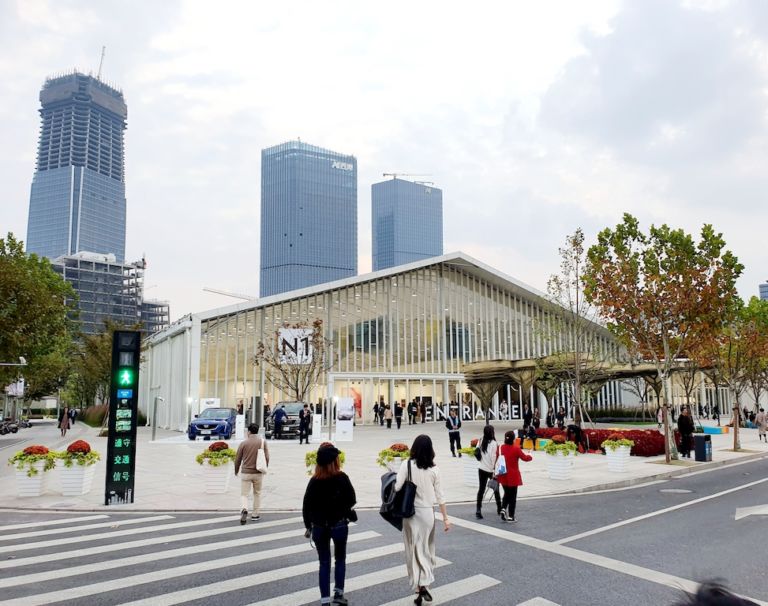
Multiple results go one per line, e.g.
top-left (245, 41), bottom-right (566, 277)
top-left (26, 73), bottom-right (127, 262)
top-left (260, 140), bottom-right (357, 297)
top-left (372, 178), bottom-right (443, 271)
top-left (198, 256), bottom-right (620, 415)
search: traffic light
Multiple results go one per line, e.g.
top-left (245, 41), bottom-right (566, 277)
top-left (116, 368), bottom-right (135, 387)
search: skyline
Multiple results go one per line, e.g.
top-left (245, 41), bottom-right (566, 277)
top-left (2, 1), bottom-right (767, 321)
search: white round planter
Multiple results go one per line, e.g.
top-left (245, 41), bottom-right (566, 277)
top-left (59, 464), bottom-right (97, 496)
top-left (605, 445), bottom-right (631, 473)
top-left (463, 458), bottom-right (479, 486)
top-left (546, 452), bottom-right (575, 481)
top-left (14, 461), bottom-right (50, 497)
top-left (202, 463), bottom-right (232, 494)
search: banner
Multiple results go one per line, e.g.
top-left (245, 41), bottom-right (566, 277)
top-left (278, 328), bottom-right (314, 365)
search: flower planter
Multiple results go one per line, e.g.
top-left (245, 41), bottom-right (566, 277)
top-left (202, 463), bottom-right (232, 494)
top-left (463, 457), bottom-right (479, 486)
top-left (546, 452), bottom-right (575, 481)
top-left (15, 462), bottom-right (50, 497)
top-left (387, 457), bottom-right (408, 473)
top-left (59, 463), bottom-right (97, 496)
top-left (605, 445), bottom-right (631, 473)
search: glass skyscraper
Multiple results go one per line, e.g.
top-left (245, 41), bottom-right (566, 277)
top-left (260, 140), bottom-right (357, 297)
top-left (372, 178), bottom-right (443, 271)
top-left (26, 72), bottom-right (127, 262)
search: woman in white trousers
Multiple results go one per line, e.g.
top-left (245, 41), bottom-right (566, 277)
top-left (395, 434), bottom-right (451, 605)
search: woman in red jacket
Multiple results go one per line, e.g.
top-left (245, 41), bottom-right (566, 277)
top-left (496, 430), bottom-right (532, 523)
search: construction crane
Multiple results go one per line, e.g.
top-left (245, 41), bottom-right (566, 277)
top-left (203, 287), bottom-right (258, 301)
top-left (382, 173), bottom-right (432, 180)
top-left (97, 46), bottom-right (106, 80)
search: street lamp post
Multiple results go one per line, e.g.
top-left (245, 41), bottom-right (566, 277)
top-left (152, 396), bottom-right (165, 442)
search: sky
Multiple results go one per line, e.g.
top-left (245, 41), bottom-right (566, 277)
top-left (1, 0), bottom-right (766, 321)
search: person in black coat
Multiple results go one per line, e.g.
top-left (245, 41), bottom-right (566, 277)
top-left (445, 409), bottom-right (462, 456)
top-left (522, 404), bottom-right (533, 429)
top-left (394, 402), bottom-right (404, 429)
top-left (298, 404), bottom-right (311, 445)
top-left (677, 407), bottom-right (695, 458)
top-left (303, 445), bottom-right (356, 606)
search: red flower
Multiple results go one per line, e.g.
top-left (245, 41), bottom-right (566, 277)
top-left (470, 438), bottom-right (479, 447)
top-left (67, 440), bottom-right (91, 454)
top-left (209, 441), bottom-right (229, 452)
top-left (22, 445), bottom-right (49, 456)
top-left (551, 435), bottom-right (566, 444)
top-left (390, 443), bottom-right (409, 452)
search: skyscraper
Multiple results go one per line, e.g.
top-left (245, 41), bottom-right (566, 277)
top-left (260, 140), bottom-right (357, 297)
top-left (759, 282), bottom-right (768, 301)
top-left (371, 178), bottom-right (443, 271)
top-left (26, 72), bottom-right (127, 262)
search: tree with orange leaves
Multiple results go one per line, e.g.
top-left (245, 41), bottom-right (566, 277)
top-left (583, 214), bottom-right (743, 463)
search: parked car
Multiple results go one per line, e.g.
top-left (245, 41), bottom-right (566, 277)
top-left (265, 402), bottom-right (306, 439)
top-left (188, 407), bottom-right (237, 440)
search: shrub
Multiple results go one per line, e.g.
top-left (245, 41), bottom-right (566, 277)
top-left (544, 439), bottom-right (577, 456)
top-left (82, 405), bottom-right (108, 427)
top-left (305, 447), bottom-right (346, 474)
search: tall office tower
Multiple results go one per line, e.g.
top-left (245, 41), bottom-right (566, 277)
top-left (760, 282), bottom-right (768, 301)
top-left (26, 72), bottom-right (127, 262)
top-left (260, 140), bottom-right (357, 297)
top-left (371, 178), bottom-right (443, 271)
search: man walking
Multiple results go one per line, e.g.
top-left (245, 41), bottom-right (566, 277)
top-left (299, 404), bottom-right (311, 445)
top-left (372, 402), bottom-right (380, 425)
top-left (408, 400), bottom-right (417, 425)
top-left (446, 409), bottom-right (462, 457)
top-left (272, 405), bottom-right (287, 439)
top-left (235, 423), bottom-right (269, 524)
top-left (394, 401), bottom-right (404, 429)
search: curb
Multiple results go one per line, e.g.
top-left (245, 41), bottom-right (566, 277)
top-left (2, 451), bottom-right (766, 515)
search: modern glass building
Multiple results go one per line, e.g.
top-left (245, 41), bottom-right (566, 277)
top-left (260, 140), bottom-right (357, 297)
top-left (26, 72), bottom-right (127, 262)
top-left (139, 252), bottom-right (622, 432)
top-left (760, 282), bottom-right (768, 301)
top-left (372, 178), bottom-right (443, 271)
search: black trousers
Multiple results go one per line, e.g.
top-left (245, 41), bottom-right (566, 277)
top-left (386, 419), bottom-right (392, 428)
top-left (477, 469), bottom-right (501, 513)
top-left (408, 413), bottom-right (415, 424)
top-left (274, 423), bottom-right (283, 439)
top-left (502, 485), bottom-right (519, 518)
top-left (299, 426), bottom-right (309, 444)
top-left (679, 433), bottom-right (693, 457)
top-left (395, 417), bottom-right (402, 429)
top-left (448, 430), bottom-right (461, 454)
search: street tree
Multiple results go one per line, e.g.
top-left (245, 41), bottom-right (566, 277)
top-left (0, 232), bottom-right (77, 395)
top-left (539, 228), bottom-right (617, 428)
top-left (253, 319), bottom-right (335, 406)
top-left (584, 214), bottom-right (743, 462)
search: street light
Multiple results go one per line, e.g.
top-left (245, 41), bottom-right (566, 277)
top-left (0, 357), bottom-right (27, 366)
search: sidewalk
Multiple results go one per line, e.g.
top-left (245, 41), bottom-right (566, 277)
top-left (1, 419), bottom-right (766, 512)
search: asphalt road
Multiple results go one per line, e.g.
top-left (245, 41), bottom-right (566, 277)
top-left (0, 458), bottom-right (766, 605)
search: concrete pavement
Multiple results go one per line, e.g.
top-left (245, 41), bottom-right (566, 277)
top-left (1, 418), bottom-right (766, 512)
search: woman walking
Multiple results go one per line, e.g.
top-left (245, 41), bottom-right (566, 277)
top-left (476, 425), bottom-right (502, 520)
top-left (677, 406), bottom-right (695, 458)
top-left (302, 444), bottom-right (357, 606)
top-left (384, 404), bottom-right (393, 429)
top-left (396, 435), bottom-right (451, 605)
top-left (496, 430), bottom-right (532, 523)
top-left (58, 406), bottom-right (71, 437)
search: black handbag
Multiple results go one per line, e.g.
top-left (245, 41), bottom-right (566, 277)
top-left (392, 460), bottom-right (417, 519)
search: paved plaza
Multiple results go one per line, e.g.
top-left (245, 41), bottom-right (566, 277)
top-left (1, 418), bottom-right (765, 512)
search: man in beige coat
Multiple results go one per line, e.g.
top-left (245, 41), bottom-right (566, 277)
top-left (235, 423), bottom-right (269, 525)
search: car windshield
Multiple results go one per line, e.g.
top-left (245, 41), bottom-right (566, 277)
top-left (198, 408), bottom-right (233, 419)
top-left (277, 403), bottom-right (305, 415)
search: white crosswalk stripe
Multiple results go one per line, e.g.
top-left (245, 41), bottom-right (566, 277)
top-left (0, 514), bottom-right (108, 531)
top-left (0, 513), bottom-right (502, 606)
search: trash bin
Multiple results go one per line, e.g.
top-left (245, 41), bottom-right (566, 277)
top-left (694, 434), bottom-right (712, 462)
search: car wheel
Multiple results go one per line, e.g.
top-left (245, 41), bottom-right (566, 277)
top-left (188, 435), bottom-right (195, 441)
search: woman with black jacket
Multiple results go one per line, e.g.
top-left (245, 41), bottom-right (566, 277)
top-left (302, 444), bottom-right (357, 606)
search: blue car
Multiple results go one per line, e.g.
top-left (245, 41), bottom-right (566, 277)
top-left (188, 407), bottom-right (237, 440)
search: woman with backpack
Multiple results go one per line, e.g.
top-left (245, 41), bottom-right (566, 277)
top-left (302, 444), bottom-right (357, 606)
top-left (475, 425), bottom-right (502, 520)
top-left (496, 430), bottom-right (533, 523)
top-left (395, 434), bottom-right (451, 605)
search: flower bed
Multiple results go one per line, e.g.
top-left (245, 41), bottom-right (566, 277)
top-left (537, 428), bottom-right (668, 457)
top-left (59, 440), bottom-right (100, 467)
top-left (8, 445), bottom-right (57, 477)
top-left (377, 443), bottom-right (410, 468)
top-left (196, 441), bottom-right (236, 466)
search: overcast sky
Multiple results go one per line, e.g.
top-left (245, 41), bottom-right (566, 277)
top-left (1, 0), bottom-right (766, 320)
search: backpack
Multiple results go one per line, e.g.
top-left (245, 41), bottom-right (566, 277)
top-left (379, 472), bottom-right (403, 531)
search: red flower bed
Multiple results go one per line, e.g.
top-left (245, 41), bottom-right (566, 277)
top-left (208, 441), bottom-right (229, 452)
top-left (390, 443), bottom-right (409, 452)
top-left (67, 440), bottom-right (91, 454)
top-left (22, 445), bottom-right (49, 456)
top-left (536, 428), bottom-right (668, 456)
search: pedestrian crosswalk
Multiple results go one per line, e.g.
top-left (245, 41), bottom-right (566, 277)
top-left (0, 512), bottom-right (501, 605)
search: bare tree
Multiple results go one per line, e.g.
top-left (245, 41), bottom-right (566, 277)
top-left (253, 319), bottom-right (335, 404)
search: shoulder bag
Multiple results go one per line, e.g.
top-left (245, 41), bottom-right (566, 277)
top-left (392, 460), bottom-right (417, 519)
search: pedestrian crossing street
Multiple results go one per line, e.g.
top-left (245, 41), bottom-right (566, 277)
top-left (0, 513), bottom-right (504, 606)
